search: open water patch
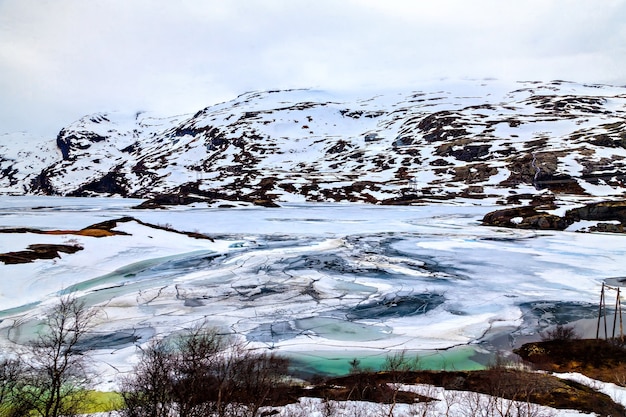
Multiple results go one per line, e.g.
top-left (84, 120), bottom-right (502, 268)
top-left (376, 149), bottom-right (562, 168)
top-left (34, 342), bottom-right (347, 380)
top-left (246, 316), bottom-right (392, 344)
top-left (247, 321), bottom-right (301, 344)
top-left (344, 293), bottom-right (445, 320)
top-left (286, 345), bottom-right (484, 379)
top-left (234, 284), bottom-right (289, 301)
top-left (284, 254), bottom-right (365, 274)
top-left (63, 250), bottom-right (218, 294)
top-left (519, 300), bottom-right (599, 327)
top-left (295, 317), bottom-right (391, 342)
top-left (280, 252), bottom-right (410, 280)
top-left (75, 328), bottom-right (154, 351)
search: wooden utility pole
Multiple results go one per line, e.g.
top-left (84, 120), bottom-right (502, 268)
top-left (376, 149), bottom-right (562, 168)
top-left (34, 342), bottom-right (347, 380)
top-left (596, 283), bottom-right (624, 340)
top-left (596, 283), bottom-right (606, 339)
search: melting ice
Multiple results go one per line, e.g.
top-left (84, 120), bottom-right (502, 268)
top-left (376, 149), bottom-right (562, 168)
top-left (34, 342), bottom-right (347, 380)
top-left (0, 197), bottom-right (624, 383)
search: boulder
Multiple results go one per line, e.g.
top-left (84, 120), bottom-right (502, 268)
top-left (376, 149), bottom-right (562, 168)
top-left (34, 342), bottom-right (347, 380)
top-left (565, 200), bottom-right (626, 224)
top-left (483, 199), bottom-right (626, 232)
top-left (482, 206), bottom-right (541, 228)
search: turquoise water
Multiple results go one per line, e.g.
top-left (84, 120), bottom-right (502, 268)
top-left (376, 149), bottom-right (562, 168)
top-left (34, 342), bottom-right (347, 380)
top-left (0, 300), bottom-right (41, 320)
top-left (285, 345), bottom-right (485, 378)
top-left (62, 250), bottom-right (215, 294)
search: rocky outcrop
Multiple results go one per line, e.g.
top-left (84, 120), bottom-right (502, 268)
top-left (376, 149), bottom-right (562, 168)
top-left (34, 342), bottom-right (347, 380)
top-left (68, 170), bottom-right (129, 197)
top-left (133, 192), bottom-right (208, 209)
top-left (0, 243), bottom-right (83, 264)
top-left (565, 200), bottom-right (626, 224)
top-left (482, 199), bottom-right (626, 232)
top-left (481, 205), bottom-right (571, 230)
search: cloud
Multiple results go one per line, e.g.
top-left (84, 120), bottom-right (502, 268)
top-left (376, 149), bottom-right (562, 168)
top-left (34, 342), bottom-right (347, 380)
top-left (0, 0), bottom-right (625, 135)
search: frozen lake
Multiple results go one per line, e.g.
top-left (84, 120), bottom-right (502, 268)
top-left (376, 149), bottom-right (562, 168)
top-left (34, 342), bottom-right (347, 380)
top-left (0, 196), bottom-right (624, 384)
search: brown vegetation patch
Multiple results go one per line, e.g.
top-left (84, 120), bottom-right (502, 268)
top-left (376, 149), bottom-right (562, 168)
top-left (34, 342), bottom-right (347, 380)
top-left (39, 228), bottom-right (119, 237)
top-left (516, 338), bottom-right (626, 387)
top-left (283, 368), bottom-right (624, 416)
top-left (75, 228), bottom-right (118, 237)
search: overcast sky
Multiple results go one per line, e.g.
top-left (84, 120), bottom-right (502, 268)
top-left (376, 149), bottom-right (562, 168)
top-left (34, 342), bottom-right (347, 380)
top-left (1, 0), bottom-right (625, 136)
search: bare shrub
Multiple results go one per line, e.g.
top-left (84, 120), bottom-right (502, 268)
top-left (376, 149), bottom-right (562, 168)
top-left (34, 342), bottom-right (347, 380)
top-left (383, 350), bottom-right (420, 374)
top-left (540, 324), bottom-right (579, 342)
top-left (120, 323), bottom-right (289, 417)
top-left (408, 384), bottom-right (441, 417)
top-left (120, 338), bottom-right (176, 417)
top-left (0, 357), bottom-right (30, 417)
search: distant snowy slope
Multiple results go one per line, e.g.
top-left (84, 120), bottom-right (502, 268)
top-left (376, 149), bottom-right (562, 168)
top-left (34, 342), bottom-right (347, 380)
top-left (0, 132), bottom-right (59, 194)
top-left (2, 80), bottom-right (626, 204)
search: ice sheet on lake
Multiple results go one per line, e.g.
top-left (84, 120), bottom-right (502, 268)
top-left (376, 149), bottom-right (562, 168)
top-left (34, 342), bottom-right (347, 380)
top-left (0, 196), bottom-right (624, 385)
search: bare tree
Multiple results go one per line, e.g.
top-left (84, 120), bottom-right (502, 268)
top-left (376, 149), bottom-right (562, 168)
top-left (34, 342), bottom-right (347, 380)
top-left (382, 350), bottom-right (420, 417)
top-left (17, 296), bottom-right (97, 417)
top-left (120, 338), bottom-right (176, 417)
top-left (172, 325), bottom-right (226, 417)
top-left (229, 350), bottom-right (290, 417)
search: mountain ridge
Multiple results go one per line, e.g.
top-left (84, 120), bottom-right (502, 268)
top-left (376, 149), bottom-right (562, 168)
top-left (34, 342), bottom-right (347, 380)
top-left (2, 79), bottom-right (626, 207)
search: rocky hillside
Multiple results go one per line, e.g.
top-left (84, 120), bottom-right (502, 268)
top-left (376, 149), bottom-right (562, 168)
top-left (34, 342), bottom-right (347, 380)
top-left (2, 80), bottom-right (626, 206)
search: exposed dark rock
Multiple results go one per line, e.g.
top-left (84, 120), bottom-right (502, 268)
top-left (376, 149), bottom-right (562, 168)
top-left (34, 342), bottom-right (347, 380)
top-left (529, 193), bottom-right (558, 209)
top-left (326, 140), bottom-right (352, 154)
top-left (0, 243), bottom-right (83, 264)
top-left (565, 200), bottom-right (626, 224)
top-left (589, 223), bottom-right (625, 233)
top-left (482, 205), bottom-right (571, 230)
top-left (499, 154), bottom-right (537, 187)
top-left (1, 163), bottom-right (18, 186)
top-left (28, 166), bottom-right (57, 195)
top-left (56, 129), bottom-right (72, 160)
top-left (380, 195), bottom-right (426, 205)
top-left (392, 136), bottom-right (415, 147)
top-left (483, 199), bottom-right (626, 232)
top-left (83, 216), bottom-right (214, 240)
top-left (68, 170), bottom-right (129, 197)
top-left (591, 134), bottom-right (621, 148)
top-left (482, 206), bottom-right (563, 229)
top-left (521, 213), bottom-right (570, 230)
top-left (253, 199), bottom-right (280, 208)
top-left (451, 163), bottom-right (498, 183)
top-left (121, 143), bottom-right (139, 153)
top-left (133, 193), bottom-right (207, 209)
top-left (85, 217), bottom-right (136, 231)
top-left (535, 173), bottom-right (587, 194)
top-left (528, 95), bottom-right (607, 113)
top-left (449, 144), bottom-right (491, 162)
top-left (345, 293), bottom-right (445, 320)
top-left (416, 111), bottom-right (468, 143)
top-left (56, 129), bottom-right (108, 161)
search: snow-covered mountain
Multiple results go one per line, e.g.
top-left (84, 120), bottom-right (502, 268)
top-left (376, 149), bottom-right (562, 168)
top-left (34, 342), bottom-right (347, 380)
top-left (2, 80), bottom-right (626, 205)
